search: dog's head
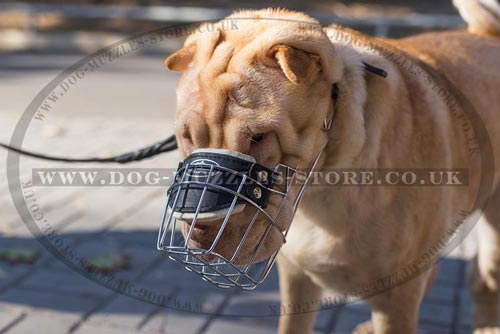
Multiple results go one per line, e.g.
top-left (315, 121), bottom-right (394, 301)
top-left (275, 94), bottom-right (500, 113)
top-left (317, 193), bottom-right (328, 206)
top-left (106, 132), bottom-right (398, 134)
top-left (165, 9), bottom-right (362, 265)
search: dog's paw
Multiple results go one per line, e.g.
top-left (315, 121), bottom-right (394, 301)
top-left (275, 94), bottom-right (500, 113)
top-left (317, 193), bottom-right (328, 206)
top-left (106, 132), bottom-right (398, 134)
top-left (474, 327), bottom-right (500, 334)
top-left (352, 320), bottom-right (374, 334)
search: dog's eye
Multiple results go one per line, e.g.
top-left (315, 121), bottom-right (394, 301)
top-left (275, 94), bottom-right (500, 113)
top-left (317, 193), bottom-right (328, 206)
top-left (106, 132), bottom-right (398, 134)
top-left (251, 133), bottom-right (264, 143)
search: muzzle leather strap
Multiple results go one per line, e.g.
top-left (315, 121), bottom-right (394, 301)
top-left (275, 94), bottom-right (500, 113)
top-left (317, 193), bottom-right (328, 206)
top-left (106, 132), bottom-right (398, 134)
top-left (170, 149), bottom-right (277, 216)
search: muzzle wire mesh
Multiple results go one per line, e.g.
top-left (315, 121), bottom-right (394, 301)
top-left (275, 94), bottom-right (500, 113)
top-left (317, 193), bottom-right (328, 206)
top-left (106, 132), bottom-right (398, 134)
top-left (157, 150), bottom-right (322, 290)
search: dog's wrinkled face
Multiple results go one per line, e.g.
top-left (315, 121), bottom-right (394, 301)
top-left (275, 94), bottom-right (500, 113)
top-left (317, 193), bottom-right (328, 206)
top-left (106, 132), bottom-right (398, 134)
top-left (165, 10), bottom-right (343, 264)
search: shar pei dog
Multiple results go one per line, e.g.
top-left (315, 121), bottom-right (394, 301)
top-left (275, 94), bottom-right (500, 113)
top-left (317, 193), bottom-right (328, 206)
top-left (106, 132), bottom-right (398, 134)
top-left (164, 0), bottom-right (500, 333)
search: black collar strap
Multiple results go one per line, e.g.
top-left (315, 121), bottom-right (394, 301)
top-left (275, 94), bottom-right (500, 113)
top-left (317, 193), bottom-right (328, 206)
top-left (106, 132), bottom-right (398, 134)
top-left (363, 61), bottom-right (388, 78)
top-left (323, 84), bottom-right (339, 132)
top-left (323, 62), bottom-right (387, 132)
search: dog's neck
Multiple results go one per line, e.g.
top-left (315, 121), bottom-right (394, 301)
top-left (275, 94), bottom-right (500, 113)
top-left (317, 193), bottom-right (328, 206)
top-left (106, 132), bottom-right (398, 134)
top-left (324, 65), bottom-right (386, 133)
top-left (318, 28), bottom-right (393, 170)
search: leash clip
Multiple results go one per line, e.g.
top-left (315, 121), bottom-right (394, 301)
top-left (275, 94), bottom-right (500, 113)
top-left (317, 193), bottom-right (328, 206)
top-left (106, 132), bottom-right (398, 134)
top-left (322, 118), bottom-right (333, 132)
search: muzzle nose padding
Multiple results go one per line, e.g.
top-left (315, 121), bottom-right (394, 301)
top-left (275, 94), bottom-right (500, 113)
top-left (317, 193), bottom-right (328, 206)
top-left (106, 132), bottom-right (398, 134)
top-left (169, 148), bottom-right (275, 222)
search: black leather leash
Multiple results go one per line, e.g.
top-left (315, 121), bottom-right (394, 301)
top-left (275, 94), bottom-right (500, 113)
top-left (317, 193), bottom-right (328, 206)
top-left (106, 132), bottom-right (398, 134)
top-left (0, 135), bottom-right (177, 164)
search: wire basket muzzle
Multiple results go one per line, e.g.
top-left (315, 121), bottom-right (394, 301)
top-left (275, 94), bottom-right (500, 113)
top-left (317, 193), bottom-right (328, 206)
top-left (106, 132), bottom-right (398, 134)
top-left (157, 148), bottom-right (296, 290)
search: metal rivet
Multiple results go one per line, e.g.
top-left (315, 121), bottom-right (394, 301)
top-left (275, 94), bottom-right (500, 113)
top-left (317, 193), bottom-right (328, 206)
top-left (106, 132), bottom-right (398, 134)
top-left (257, 170), bottom-right (268, 183)
top-left (253, 187), bottom-right (262, 199)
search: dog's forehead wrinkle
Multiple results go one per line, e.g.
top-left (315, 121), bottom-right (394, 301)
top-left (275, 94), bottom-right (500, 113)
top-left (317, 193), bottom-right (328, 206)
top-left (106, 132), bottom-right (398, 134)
top-left (181, 11), bottom-right (336, 156)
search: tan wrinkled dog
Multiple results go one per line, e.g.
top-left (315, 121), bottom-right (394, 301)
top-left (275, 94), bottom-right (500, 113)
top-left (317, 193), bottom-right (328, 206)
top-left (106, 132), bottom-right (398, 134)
top-left (165, 1), bottom-right (500, 333)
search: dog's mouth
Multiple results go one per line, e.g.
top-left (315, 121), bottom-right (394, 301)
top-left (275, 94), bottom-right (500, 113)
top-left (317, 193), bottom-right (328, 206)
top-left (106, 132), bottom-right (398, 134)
top-left (179, 200), bottom-right (286, 265)
top-left (173, 203), bottom-right (246, 223)
top-left (157, 148), bottom-right (304, 289)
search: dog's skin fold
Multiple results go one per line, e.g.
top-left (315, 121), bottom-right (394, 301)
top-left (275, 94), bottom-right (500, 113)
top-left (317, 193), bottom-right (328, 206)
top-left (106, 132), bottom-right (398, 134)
top-left (165, 3), bottom-right (500, 333)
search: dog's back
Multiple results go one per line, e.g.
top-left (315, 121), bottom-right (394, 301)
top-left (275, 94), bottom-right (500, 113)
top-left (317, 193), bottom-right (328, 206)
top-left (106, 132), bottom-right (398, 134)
top-left (335, 2), bottom-right (500, 331)
top-left (397, 1), bottom-right (500, 331)
top-left (392, 1), bottom-right (500, 189)
top-left (454, 0), bottom-right (500, 36)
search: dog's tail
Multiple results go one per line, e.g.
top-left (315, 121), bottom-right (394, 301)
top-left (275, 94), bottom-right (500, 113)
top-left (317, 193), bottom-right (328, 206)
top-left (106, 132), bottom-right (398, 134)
top-left (453, 0), bottom-right (500, 36)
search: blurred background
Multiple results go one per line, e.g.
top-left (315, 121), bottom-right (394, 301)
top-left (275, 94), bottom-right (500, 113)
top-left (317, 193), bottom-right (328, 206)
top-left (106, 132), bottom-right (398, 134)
top-left (0, 0), bottom-right (463, 54)
top-left (0, 1), bottom-right (475, 334)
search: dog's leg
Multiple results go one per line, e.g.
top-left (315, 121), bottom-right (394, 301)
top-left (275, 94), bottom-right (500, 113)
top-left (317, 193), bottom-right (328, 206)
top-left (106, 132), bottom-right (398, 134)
top-left (369, 276), bottom-right (427, 334)
top-left (469, 187), bottom-right (500, 333)
top-left (277, 254), bottom-right (323, 334)
top-left (352, 265), bottom-right (438, 334)
top-left (354, 272), bottom-right (430, 334)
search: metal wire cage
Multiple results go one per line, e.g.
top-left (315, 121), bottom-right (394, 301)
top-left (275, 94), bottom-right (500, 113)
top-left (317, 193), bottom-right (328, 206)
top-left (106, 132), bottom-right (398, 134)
top-left (156, 157), bottom-right (299, 290)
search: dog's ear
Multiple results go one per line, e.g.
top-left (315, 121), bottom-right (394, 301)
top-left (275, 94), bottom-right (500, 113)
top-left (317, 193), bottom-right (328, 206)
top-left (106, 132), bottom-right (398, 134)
top-left (272, 45), bottom-right (320, 84)
top-left (165, 42), bottom-right (196, 72)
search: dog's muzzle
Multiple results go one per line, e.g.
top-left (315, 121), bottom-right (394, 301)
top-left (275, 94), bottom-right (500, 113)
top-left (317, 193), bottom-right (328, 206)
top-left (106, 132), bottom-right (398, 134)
top-left (168, 149), bottom-right (276, 222)
top-left (157, 148), bottom-right (318, 290)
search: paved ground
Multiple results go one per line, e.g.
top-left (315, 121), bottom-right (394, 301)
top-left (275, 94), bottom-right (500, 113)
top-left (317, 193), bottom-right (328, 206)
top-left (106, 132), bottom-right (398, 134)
top-left (0, 54), bottom-right (479, 334)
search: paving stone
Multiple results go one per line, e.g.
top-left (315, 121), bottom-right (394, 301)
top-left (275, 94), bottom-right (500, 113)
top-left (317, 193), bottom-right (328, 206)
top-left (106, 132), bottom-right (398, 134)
top-left (216, 290), bottom-right (338, 333)
top-left (20, 267), bottom-right (110, 298)
top-left (331, 307), bottom-right (371, 333)
top-left (4, 187), bottom-right (84, 228)
top-left (0, 191), bottom-right (14, 206)
top-left (0, 264), bottom-right (31, 290)
top-left (252, 266), bottom-right (280, 292)
top-left (0, 306), bottom-right (26, 332)
top-left (424, 281), bottom-right (456, 304)
top-left (436, 258), bottom-right (465, 285)
top-left (0, 287), bottom-right (100, 313)
top-left (47, 236), bottom-right (160, 279)
top-left (54, 187), bottom-right (160, 234)
top-left (206, 316), bottom-right (280, 334)
top-left (113, 229), bottom-right (159, 250)
top-left (419, 301), bottom-right (455, 326)
top-left (110, 197), bottom-right (165, 233)
top-left (457, 324), bottom-right (473, 334)
top-left (71, 323), bottom-right (142, 334)
top-left (141, 257), bottom-right (231, 295)
top-left (418, 322), bottom-right (452, 334)
top-left (225, 291), bottom-right (280, 317)
top-left (0, 237), bottom-right (42, 251)
top-left (83, 241), bottom-right (158, 275)
top-left (4, 311), bottom-right (81, 334)
top-left (167, 287), bottom-right (229, 315)
top-left (141, 307), bottom-right (210, 334)
top-left (120, 244), bottom-right (163, 276)
top-left (107, 279), bottom-right (228, 332)
top-left (314, 307), bottom-right (337, 333)
top-left (6, 206), bottom-right (85, 238)
top-left (136, 262), bottom-right (225, 313)
top-left (343, 300), bottom-right (371, 315)
top-left (457, 288), bottom-right (472, 327)
top-left (220, 291), bottom-right (280, 327)
top-left (84, 294), bottom-right (158, 330)
top-left (124, 264), bottom-right (179, 299)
